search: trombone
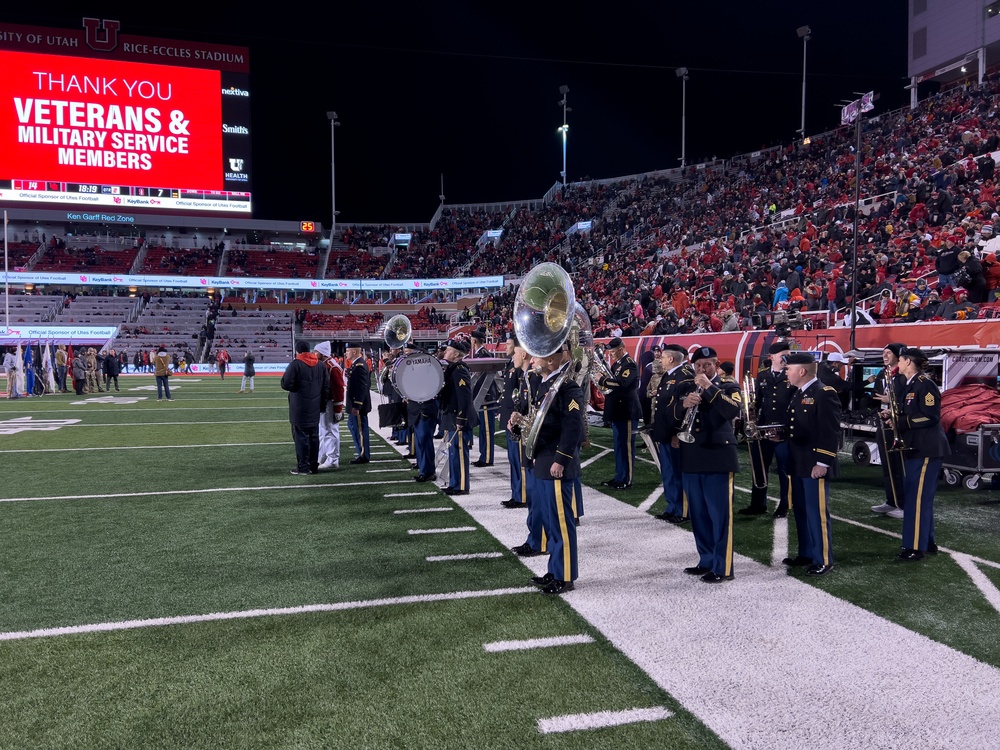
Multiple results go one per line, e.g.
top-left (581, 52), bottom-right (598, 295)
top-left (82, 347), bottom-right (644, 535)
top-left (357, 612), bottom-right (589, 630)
top-left (740, 376), bottom-right (768, 489)
top-left (883, 378), bottom-right (911, 454)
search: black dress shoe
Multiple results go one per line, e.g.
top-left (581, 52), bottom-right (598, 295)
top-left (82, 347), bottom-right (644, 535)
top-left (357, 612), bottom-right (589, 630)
top-left (444, 487), bottom-right (469, 496)
top-left (511, 543), bottom-right (543, 557)
top-left (684, 565), bottom-right (711, 576)
top-left (927, 542), bottom-right (939, 555)
top-left (414, 473), bottom-right (437, 483)
top-left (531, 573), bottom-right (554, 586)
top-left (541, 579), bottom-right (574, 595)
top-left (403, 453), bottom-right (416, 459)
top-left (600, 479), bottom-right (619, 487)
top-left (501, 499), bottom-right (525, 508)
top-left (772, 509), bottom-right (788, 519)
top-left (897, 549), bottom-right (925, 562)
top-left (289, 469), bottom-right (314, 475)
top-left (472, 460), bottom-right (493, 467)
top-left (653, 511), bottom-right (674, 521)
top-left (394, 440), bottom-right (408, 445)
top-left (806, 564), bottom-right (834, 576)
top-left (782, 556), bottom-right (811, 567)
top-left (616, 483), bottom-right (632, 490)
top-left (349, 457), bottom-right (370, 464)
top-left (738, 506), bottom-right (768, 516)
top-left (669, 516), bottom-right (690, 525)
top-left (702, 572), bottom-right (734, 583)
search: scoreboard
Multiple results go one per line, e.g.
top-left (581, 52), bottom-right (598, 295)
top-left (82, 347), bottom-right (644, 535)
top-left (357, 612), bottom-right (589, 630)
top-left (0, 19), bottom-right (252, 216)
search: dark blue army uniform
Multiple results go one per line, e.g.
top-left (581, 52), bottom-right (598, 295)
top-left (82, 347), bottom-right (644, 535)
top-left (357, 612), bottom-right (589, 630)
top-left (895, 366), bottom-right (949, 558)
top-left (787, 376), bottom-right (841, 572)
top-left (651, 358), bottom-right (694, 521)
top-left (527, 361), bottom-right (585, 592)
top-left (499, 359), bottom-right (527, 506)
top-left (409, 394), bottom-right (440, 481)
top-left (874, 366), bottom-right (907, 510)
top-left (746, 365), bottom-right (796, 514)
top-left (346, 355), bottom-right (371, 461)
top-left (440, 357), bottom-right (474, 493)
top-left (673, 368), bottom-right (741, 581)
top-left (472, 343), bottom-right (499, 466)
top-left (512, 368), bottom-right (547, 554)
top-left (600, 347), bottom-right (642, 487)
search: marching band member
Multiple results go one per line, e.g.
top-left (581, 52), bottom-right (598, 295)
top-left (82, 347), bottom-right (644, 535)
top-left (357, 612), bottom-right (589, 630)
top-left (674, 346), bottom-right (742, 583)
top-left (345, 343), bottom-right (372, 464)
top-left (888, 347), bottom-right (947, 561)
top-left (652, 344), bottom-right (693, 524)
top-left (740, 341), bottom-right (795, 518)
top-left (471, 328), bottom-right (499, 467)
top-left (599, 337), bottom-right (641, 489)
top-left (314, 341), bottom-right (345, 471)
top-left (409, 346), bottom-right (441, 483)
top-left (440, 339), bottom-right (473, 496)
top-left (783, 352), bottom-right (841, 576)
top-left (499, 336), bottom-right (528, 508)
top-left (868, 343), bottom-right (907, 518)
top-left (510, 357), bottom-right (547, 556)
top-left (525, 341), bottom-right (585, 595)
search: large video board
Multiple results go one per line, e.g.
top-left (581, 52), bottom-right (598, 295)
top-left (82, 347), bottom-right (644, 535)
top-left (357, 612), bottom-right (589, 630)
top-left (0, 19), bottom-right (252, 216)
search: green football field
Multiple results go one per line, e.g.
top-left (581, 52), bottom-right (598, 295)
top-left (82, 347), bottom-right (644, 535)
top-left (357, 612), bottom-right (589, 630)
top-left (0, 373), bottom-right (998, 749)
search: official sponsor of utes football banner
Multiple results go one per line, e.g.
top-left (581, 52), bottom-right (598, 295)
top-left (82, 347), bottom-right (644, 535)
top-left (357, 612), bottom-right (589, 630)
top-left (0, 49), bottom-right (222, 189)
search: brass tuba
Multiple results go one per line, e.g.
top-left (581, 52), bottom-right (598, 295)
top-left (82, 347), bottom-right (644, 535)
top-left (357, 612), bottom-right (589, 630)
top-left (511, 263), bottom-right (581, 459)
top-left (383, 314), bottom-right (412, 349)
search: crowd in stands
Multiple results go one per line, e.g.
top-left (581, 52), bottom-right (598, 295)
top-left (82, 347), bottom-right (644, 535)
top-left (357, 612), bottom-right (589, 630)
top-left (300, 311), bottom-right (384, 332)
top-left (141, 244), bottom-right (222, 275)
top-left (227, 247), bottom-right (318, 279)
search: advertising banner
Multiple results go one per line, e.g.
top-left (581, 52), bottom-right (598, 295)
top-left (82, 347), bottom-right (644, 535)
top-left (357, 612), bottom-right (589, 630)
top-left (0, 325), bottom-right (117, 343)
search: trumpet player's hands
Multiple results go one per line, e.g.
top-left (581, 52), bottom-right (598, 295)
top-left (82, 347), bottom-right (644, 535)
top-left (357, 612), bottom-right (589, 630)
top-left (682, 391), bottom-right (702, 408)
top-left (874, 392), bottom-right (890, 404)
top-left (508, 413), bottom-right (520, 431)
top-left (811, 464), bottom-right (828, 479)
top-left (670, 436), bottom-right (680, 449)
top-left (694, 374), bottom-right (713, 390)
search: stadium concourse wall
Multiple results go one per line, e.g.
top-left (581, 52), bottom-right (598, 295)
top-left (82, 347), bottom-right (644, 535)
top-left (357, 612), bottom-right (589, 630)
top-left (613, 320), bottom-right (1000, 381)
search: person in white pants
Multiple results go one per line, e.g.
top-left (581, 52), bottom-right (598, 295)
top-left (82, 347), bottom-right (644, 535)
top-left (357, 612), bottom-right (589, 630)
top-left (315, 341), bottom-right (346, 470)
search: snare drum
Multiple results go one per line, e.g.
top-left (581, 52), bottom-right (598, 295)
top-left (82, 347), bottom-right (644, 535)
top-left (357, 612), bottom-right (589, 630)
top-left (391, 353), bottom-right (444, 402)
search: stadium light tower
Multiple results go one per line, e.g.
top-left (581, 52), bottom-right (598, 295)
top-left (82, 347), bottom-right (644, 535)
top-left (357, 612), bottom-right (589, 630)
top-left (327, 111), bottom-right (340, 239)
top-left (676, 68), bottom-right (689, 168)
top-left (558, 86), bottom-right (570, 190)
top-left (797, 26), bottom-right (811, 137)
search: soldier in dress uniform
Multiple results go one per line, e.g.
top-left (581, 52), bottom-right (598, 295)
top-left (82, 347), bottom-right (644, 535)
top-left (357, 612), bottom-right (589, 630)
top-left (499, 336), bottom-right (529, 508)
top-left (345, 343), bottom-right (372, 464)
top-left (674, 346), bottom-right (742, 583)
top-left (381, 348), bottom-right (408, 447)
top-left (888, 347), bottom-right (948, 561)
top-left (867, 343), bottom-right (907, 518)
top-left (783, 351), bottom-right (841, 576)
top-left (440, 338), bottom-right (474, 496)
top-left (524, 342), bottom-right (585, 595)
top-left (510, 357), bottom-right (547, 556)
top-left (740, 341), bottom-right (795, 518)
top-left (652, 344), bottom-right (694, 524)
top-left (599, 337), bottom-right (642, 489)
top-left (471, 329), bottom-right (499, 467)
top-left (409, 349), bottom-right (441, 483)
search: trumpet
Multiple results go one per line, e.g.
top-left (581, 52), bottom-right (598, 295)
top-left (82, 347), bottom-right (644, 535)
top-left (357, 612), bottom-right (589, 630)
top-left (677, 386), bottom-right (704, 443)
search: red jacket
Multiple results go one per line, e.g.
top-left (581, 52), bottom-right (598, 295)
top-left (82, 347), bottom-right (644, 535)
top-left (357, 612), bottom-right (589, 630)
top-left (324, 358), bottom-right (346, 413)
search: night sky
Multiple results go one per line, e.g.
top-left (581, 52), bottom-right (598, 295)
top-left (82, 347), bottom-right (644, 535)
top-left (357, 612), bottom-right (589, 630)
top-left (4, 3), bottom-right (910, 226)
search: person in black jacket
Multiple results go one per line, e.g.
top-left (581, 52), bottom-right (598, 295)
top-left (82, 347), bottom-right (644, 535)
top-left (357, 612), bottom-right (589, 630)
top-left (867, 343), bottom-right (907, 517)
top-left (345, 343), bottom-right (372, 464)
top-left (499, 336), bottom-right (528, 508)
top-left (471, 328), bottom-right (498, 467)
top-left (784, 352), bottom-right (841, 576)
top-left (281, 340), bottom-right (330, 475)
top-left (888, 347), bottom-right (948, 561)
top-left (439, 339), bottom-right (473, 496)
top-left (102, 348), bottom-right (121, 392)
top-left (598, 337), bottom-right (642, 489)
top-left (673, 346), bottom-right (742, 583)
top-left (525, 342), bottom-right (585, 595)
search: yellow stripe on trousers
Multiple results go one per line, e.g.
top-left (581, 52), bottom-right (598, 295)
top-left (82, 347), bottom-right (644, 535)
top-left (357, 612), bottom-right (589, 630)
top-left (914, 458), bottom-right (929, 550)
top-left (554, 478), bottom-right (572, 580)
top-left (459, 431), bottom-right (466, 490)
top-left (818, 477), bottom-right (830, 566)
top-left (724, 473), bottom-right (734, 576)
top-left (626, 422), bottom-right (633, 484)
top-left (481, 406), bottom-right (491, 457)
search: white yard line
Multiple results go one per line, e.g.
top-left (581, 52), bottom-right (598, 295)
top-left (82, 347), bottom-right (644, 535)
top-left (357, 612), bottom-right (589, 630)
top-left (771, 515), bottom-right (789, 567)
top-left (537, 707), bottom-right (673, 734)
top-left (407, 527), bottom-right (477, 535)
top-left (0, 587), bottom-right (537, 642)
top-left (0, 481), bottom-right (407, 504)
top-left (426, 552), bottom-right (504, 562)
top-left (0, 442), bottom-right (293, 454)
top-left (393, 507), bottom-right (453, 515)
top-left (370, 422), bottom-right (1000, 750)
top-left (950, 554), bottom-right (1000, 615)
top-left (580, 448), bottom-right (612, 469)
top-left (637, 487), bottom-right (662, 513)
top-left (69, 420), bottom-right (286, 427)
top-left (483, 634), bottom-right (595, 652)
top-left (367, 468), bottom-right (415, 474)
top-left (385, 492), bottom-right (438, 498)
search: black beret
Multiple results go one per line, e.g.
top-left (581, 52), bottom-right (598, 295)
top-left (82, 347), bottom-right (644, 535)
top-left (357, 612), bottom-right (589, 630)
top-left (784, 351), bottom-right (817, 365)
top-left (446, 338), bottom-right (470, 354)
top-left (662, 344), bottom-right (687, 356)
top-left (769, 341), bottom-right (791, 355)
top-left (608, 337), bottom-right (624, 349)
top-left (471, 328), bottom-right (487, 341)
top-left (883, 342), bottom-right (906, 358)
top-left (691, 346), bottom-right (717, 362)
top-left (651, 344), bottom-right (662, 352)
top-left (900, 346), bottom-right (928, 363)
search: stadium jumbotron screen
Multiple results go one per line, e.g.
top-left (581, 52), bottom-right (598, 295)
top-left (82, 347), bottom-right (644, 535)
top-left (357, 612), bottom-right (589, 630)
top-left (0, 19), bottom-right (252, 216)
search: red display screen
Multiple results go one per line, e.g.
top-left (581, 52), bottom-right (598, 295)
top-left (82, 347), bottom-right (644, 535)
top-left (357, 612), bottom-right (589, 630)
top-left (0, 49), bottom-right (222, 188)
